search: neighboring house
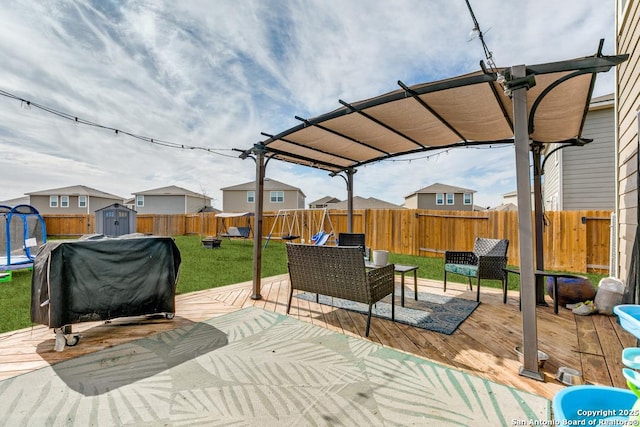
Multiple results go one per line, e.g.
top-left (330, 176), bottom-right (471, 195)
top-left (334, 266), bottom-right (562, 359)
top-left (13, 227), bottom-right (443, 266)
top-left (501, 189), bottom-right (534, 207)
top-left (616, 0), bottom-right (640, 283)
top-left (403, 183), bottom-right (475, 211)
top-left (132, 185), bottom-right (211, 214)
top-left (198, 206), bottom-right (221, 213)
top-left (502, 191), bottom-right (518, 205)
top-left (325, 196), bottom-right (403, 210)
top-left (543, 93), bottom-right (615, 211)
top-left (0, 196), bottom-right (30, 207)
top-left (309, 196), bottom-right (341, 208)
top-left (25, 185), bottom-right (124, 214)
top-left (221, 178), bottom-right (305, 212)
top-left (123, 198), bottom-right (137, 211)
top-left (491, 203), bottom-right (518, 212)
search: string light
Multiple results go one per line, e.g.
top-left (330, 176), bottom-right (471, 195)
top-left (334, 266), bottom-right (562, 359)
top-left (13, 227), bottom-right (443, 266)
top-left (464, 0), bottom-right (507, 93)
top-left (0, 88), bottom-right (239, 159)
top-left (383, 144), bottom-right (512, 163)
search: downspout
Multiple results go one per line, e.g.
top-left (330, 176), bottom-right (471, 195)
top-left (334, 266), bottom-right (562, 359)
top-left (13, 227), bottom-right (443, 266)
top-left (531, 143), bottom-right (546, 305)
top-left (613, 0), bottom-right (621, 280)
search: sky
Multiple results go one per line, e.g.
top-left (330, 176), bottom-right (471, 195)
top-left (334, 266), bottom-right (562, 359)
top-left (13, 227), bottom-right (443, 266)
top-left (0, 0), bottom-right (617, 209)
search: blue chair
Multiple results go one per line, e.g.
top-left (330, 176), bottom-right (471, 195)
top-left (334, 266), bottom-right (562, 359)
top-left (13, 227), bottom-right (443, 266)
top-left (311, 231), bottom-right (332, 246)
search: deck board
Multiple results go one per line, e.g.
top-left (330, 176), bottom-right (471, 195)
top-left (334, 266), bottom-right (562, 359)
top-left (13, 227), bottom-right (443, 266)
top-left (0, 273), bottom-right (634, 402)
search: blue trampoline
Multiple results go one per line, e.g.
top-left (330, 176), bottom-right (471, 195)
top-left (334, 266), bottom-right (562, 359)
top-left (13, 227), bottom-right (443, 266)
top-left (0, 204), bottom-right (47, 273)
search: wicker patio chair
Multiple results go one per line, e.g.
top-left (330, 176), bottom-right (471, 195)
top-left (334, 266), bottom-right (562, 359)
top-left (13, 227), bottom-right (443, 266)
top-left (443, 237), bottom-right (509, 303)
top-left (337, 232), bottom-right (367, 258)
top-left (286, 243), bottom-right (395, 337)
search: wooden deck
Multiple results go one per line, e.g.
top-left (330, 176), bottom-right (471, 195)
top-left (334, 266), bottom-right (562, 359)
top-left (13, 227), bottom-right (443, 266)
top-left (0, 274), bottom-right (634, 401)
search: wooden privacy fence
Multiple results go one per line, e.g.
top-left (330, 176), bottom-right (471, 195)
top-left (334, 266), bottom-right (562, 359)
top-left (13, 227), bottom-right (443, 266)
top-left (41, 209), bottom-right (613, 273)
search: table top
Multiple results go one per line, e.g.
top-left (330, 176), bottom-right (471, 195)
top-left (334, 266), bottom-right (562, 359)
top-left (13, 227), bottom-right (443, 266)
top-left (503, 268), bottom-right (584, 279)
top-left (365, 262), bottom-right (418, 273)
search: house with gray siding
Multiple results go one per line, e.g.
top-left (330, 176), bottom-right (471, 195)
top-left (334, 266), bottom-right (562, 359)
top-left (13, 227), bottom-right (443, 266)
top-left (25, 185), bottom-right (124, 214)
top-left (309, 196), bottom-right (341, 208)
top-left (132, 185), bottom-right (211, 214)
top-left (542, 93), bottom-right (615, 211)
top-left (221, 178), bottom-right (305, 212)
top-left (615, 0), bottom-right (640, 283)
top-left (404, 183), bottom-right (475, 211)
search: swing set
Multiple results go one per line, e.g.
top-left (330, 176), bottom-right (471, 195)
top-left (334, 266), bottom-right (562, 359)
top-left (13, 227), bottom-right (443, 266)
top-left (264, 208), bottom-right (335, 248)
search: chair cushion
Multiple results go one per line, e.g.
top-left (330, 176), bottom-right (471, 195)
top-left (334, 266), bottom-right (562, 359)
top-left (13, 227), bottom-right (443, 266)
top-left (444, 263), bottom-right (478, 277)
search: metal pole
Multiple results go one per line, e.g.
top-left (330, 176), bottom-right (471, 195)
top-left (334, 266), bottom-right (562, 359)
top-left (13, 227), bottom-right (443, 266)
top-left (532, 144), bottom-right (547, 305)
top-left (346, 168), bottom-right (354, 233)
top-left (512, 65), bottom-right (543, 380)
top-left (251, 144), bottom-right (265, 300)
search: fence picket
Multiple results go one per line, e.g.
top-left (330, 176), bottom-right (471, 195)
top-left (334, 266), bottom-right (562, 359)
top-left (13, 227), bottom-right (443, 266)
top-left (41, 209), bottom-right (612, 273)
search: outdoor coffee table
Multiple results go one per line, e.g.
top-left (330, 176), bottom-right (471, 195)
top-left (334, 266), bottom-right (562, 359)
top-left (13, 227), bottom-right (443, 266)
top-left (366, 262), bottom-right (419, 307)
top-left (503, 268), bottom-right (585, 314)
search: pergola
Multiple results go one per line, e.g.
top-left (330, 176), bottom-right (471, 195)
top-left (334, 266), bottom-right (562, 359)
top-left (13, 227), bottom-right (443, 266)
top-left (238, 41), bottom-right (627, 379)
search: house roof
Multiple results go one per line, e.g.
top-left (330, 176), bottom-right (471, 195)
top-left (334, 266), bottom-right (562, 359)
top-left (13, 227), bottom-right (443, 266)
top-left (326, 196), bottom-right (403, 210)
top-left (221, 178), bottom-right (306, 196)
top-left (0, 196), bottom-right (30, 206)
top-left (309, 196), bottom-right (341, 205)
top-left (405, 182), bottom-right (476, 198)
top-left (492, 202), bottom-right (518, 211)
top-left (198, 206), bottom-right (221, 213)
top-left (133, 185), bottom-right (209, 198)
top-left (26, 185), bottom-right (123, 200)
top-left (589, 92), bottom-right (614, 111)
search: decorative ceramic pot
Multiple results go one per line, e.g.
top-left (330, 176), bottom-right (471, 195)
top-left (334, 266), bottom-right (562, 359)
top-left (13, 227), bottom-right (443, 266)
top-left (546, 276), bottom-right (596, 308)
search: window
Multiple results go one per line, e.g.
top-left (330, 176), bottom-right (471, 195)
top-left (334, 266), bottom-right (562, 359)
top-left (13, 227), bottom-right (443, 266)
top-left (446, 193), bottom-right (454, 205)
top-left (463, 193), bottom-right (472, 205)
top-left (270, 191), bottom-right (284, 203)
top-left (60, 195), bottom-right (69, 208)
top-left (136, 195), bottom-right (144, 207)
top-left (247, 191), bottom-right (255, 203)
top-left (49, 195), bottom-right (58, 208)
top-left (436, 193), bottom-right (444, 205)
top-left (78, 195), bottom-right (87, 208)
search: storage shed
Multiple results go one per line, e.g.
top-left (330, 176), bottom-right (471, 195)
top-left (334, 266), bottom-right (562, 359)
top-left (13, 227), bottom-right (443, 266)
top-left (95, 203), bottom-right (137, 237)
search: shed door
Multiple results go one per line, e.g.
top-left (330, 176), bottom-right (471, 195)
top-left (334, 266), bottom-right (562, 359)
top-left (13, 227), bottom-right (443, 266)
top-left (103, 210), bottom-right (130, 236)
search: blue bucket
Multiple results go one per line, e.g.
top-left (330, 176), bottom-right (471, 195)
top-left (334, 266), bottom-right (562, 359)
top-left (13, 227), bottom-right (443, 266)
top-left (552, 385), bottom-right (638, 423)
top-left (615, 305), bottom-right (640, 340)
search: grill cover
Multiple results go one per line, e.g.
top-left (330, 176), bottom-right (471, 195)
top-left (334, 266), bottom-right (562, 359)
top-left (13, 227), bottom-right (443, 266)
top-left (31, 235), bottom-right (181, 328)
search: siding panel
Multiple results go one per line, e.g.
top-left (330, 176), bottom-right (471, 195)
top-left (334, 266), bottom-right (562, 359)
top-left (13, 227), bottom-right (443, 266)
top-left (617, 0), bottom-right (640, 281)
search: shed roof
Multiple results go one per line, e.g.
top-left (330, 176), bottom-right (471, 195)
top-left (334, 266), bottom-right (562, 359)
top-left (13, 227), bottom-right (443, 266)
top-left (94, 203), bottom-right (137, 213)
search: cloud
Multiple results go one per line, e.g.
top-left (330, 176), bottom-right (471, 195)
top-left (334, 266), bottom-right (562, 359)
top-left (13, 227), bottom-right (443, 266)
top-left (0, 0), bottom-right (617, 209)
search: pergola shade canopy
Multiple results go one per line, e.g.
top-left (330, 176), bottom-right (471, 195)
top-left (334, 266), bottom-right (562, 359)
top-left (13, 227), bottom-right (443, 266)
top-left (238, 44), bottom-right (628, 380)
top-left (249, 52), bottom-right (625, 174)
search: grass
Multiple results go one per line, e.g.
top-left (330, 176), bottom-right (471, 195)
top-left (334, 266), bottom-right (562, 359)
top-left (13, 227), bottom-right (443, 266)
top-left (0, 235), bottom-right (607, 334)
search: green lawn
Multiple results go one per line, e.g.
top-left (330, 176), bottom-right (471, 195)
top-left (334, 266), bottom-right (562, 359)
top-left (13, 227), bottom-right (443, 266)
top-left (0, 235), bottom-right (607, 333)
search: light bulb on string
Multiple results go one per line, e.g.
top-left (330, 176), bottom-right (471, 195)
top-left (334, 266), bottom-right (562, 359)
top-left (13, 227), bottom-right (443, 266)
top-left (469, 25), bottom-right (480, 40)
